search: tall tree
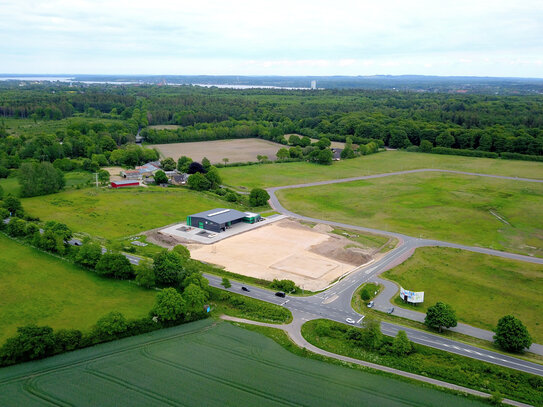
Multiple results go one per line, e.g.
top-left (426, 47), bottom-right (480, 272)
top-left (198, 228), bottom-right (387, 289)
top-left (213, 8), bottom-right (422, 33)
top-left (424, 302), bottom-right (457, 333)
top-left (494, 315), bottom-right (532, 352)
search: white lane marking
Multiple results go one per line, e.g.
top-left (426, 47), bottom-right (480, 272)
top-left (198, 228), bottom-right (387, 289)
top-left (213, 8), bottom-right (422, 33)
top-left (280, 300), bottom-right (290, 306)
top-left (357, 316), bottom-right (365, 324)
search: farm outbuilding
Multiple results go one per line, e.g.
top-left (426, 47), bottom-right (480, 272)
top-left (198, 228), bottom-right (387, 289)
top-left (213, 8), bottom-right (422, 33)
top-left (187, 208), bottom-right (261, 233)
top-left (111, 180), bottom-right (140, 188)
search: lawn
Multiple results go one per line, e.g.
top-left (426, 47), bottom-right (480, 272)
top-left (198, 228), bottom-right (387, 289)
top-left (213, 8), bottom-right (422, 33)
top-left (382, 247), bottom-right (543, 343)
top-left (220, 150), bottom-right (543, 189)
top-left (0, 320), bottom-right (487, 407)
top-left (0, 234), bottom-right (155, 344)
top-left (21, 186), bottom-right (245, 240)
top-left (277, 172), bottom-right (543, 257)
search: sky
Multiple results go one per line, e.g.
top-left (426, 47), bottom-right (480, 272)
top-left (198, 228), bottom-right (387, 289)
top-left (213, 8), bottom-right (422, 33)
top-left (1, 0), bottom-right (543, 77)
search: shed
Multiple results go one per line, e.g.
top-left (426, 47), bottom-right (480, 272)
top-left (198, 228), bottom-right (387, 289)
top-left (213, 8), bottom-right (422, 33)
top-left (111, 180), bottom-right (140, 188)
top-left (186, 208), bottom-right (260, 233)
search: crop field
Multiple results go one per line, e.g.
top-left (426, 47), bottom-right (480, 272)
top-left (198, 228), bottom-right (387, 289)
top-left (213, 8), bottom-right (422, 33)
top-left (382, 247), bottom-right (543, 342)
top-left (219, 150), bottom-right (543, 189)
top-left (0, 234), bottom-right (155, 344)
top-left (0, 320), bottom-right (487, 407)
top-left (148, 138), bottom-right (285, 164)
top-left (21, 186), bottom-right (244, 240)
top-left (277, 172), bottom-right (543, 257)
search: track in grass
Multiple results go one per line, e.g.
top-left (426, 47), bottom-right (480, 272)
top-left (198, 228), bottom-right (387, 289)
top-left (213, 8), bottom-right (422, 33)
top-left (0, 320), bottom-right (487, 407)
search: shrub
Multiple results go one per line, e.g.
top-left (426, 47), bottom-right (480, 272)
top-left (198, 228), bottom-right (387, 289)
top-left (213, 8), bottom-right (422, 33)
top-left (95, 253), bottom-right (133, 279)
top-left (494, 315), bottom-right (532, 352)
top-left (172, 244), bottom-right (191, 259)
top-left (152, 287), bottom-right (186, 322)
top-left (270, 279), bottom-right (298, 293)
top-left (91, 311), bottom-right (129, 342)
top-left (249, 188), bottom-right (270, 206)
top-left (0, 325), bottom-right (55, 365)
top-left (225, 191), bottom-right (238, 202)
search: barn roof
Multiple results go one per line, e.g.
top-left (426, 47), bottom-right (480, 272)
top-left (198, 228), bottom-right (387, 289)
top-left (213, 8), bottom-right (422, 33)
top-left (188, 208), bottom-right (248, 224)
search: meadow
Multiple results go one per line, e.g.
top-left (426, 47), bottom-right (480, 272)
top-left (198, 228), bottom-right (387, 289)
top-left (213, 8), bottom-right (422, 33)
top-left (382, 247), bottom-right (543, 343)
top-left (277, 172), bottom-right (543, 257)
top-left (0, 235), bottom-right (155, 344)
top-left (219, 150), bottom-right (543, 189)
top-left (21, 186), bottom-right (246, 240)
top-left (0, 319), bottom-right (487, 407)
top-left (0, 171), bottom-right (93, 197)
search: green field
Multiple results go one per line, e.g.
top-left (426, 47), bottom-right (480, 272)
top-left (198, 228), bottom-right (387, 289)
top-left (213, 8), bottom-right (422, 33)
top-left (383, 247), bottom-right (543, 342)
top-left (0, 319), bottom-right (487, 407)
top-left (220, 150), bottom-right (543, 189)
top-left (21, 186), bottom-right (246, 240)
top-left (278, 172), bottom-right (543, 257)
top-left (0, 234), bottom-right (155, 344)
top-left (0, 171), bottom-right (93, 197)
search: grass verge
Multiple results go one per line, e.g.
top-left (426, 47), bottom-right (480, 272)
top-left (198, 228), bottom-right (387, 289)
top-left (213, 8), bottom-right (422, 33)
top-left (382, 247), bottom-right (543, 343)
top-left (301, 319), bottom-right (543, 406)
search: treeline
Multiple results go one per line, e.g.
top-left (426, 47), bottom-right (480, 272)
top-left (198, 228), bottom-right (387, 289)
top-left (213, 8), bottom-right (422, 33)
top-left (1, 83), bottom-right (543, 161)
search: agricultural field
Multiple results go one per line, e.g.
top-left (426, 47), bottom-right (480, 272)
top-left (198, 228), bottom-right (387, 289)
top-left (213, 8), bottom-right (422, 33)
top-left (0, 319), bottom-right (487, 407)
top-left (0, 171), bottom-right (93, 197)
top-left (220, 150), bottom-right (543, 189)
top-left (0, 234), bottom-right (155, 344)
top-left (382, 247), bottom-right (543, 343)
top-left (2, 117), bottom-right (123, 137)
top-left (148, 138), bottom-right (284, 164)
top-left (277, 172), bottom-right (543, 257)
top-left (21, 186), bottom-right (245, 240)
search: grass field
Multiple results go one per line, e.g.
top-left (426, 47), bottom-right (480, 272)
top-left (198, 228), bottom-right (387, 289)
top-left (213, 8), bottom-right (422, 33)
top-left (0, 234), bottom-right (155, 344)
top-left (382, 247), bottom-right (543, 343)
top-left (278, 172), bottom-right (543, 257)
top-left (220, 150), bottom-right (543, 189)
top-left (0, 319), bottom-right (487, 407)
top-left (21, 186), bottom-right (247, 240)
top-left (3, 117), bottom-right (123, 137)
top-left (0, 171), bottom-right (93, 197)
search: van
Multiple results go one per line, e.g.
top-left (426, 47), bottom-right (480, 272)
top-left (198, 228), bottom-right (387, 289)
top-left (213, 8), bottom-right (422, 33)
top-left (275, 291), bottom-right (286, 298)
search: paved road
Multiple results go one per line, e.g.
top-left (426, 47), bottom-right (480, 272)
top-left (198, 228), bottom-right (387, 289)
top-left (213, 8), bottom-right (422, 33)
top-left (205, 274), bottom-right (543, 377)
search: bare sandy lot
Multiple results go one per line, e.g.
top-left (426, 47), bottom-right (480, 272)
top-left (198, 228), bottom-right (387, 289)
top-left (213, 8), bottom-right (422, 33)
top-left (148, 138), bottom-right (285, 164)
top-left (102, 166), bottom-right (124, 181)
top-left (148, 125), bottom-right (181, 130)
top-left (189, 219), bottom-right (371, 291)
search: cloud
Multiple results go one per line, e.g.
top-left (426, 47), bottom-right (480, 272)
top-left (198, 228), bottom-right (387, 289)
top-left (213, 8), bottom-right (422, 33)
top-left (0, 0), bottom-right (542, 76)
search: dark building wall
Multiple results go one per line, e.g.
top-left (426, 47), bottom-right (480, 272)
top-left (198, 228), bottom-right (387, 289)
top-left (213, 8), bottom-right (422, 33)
top-left (187, 216), bottom-right (221, 233)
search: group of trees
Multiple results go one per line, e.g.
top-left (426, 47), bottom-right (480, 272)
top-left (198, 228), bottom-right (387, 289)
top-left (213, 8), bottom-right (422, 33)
top-left (424, 301), bottom-right (532, 352)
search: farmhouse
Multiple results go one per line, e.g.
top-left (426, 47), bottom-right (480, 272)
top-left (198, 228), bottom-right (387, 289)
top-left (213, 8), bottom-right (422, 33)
top-left (187, 208), bottom-right (261, 233)
top-left (111, 180), bottom-right (140, 188)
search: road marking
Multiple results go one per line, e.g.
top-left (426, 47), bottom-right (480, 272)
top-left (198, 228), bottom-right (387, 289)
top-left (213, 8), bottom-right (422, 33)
top-left (322, 295), bottom-right (339, 304)
top-left (356, 316), bottom-right (365, 324)
top-left (280, 300), bottom-right (290, 306)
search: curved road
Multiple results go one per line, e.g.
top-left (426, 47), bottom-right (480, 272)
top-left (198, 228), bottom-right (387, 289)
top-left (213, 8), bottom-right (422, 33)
top-left (259, 168), bottom-right (543, 371)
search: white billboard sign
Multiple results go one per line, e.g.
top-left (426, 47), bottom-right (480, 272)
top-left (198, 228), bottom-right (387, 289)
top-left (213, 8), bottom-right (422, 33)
top-left (400, 287), bottom-right (424, 303)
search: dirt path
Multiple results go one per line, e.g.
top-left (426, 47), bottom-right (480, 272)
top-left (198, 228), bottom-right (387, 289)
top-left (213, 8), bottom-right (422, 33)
top-left (220, 314), bottom-right (530, 407)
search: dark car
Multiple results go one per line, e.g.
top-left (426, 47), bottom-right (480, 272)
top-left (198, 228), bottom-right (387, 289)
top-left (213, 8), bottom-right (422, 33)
top-left (275, 291), bottom-right (286, 298)
top-left (241, 286), bottom-right (250, 292)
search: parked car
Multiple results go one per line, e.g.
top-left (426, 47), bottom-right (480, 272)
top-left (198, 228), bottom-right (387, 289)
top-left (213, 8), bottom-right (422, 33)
top-left (241, 286), bottom-right (250, 292)
top-left (387, 307), bottom-right (395, 314)
top-left (367, 301), bottom-right (374, 308)
top-left (345, 318), bottom-right (356, 324)
top-left (275, 291), bottom-right (286, 298)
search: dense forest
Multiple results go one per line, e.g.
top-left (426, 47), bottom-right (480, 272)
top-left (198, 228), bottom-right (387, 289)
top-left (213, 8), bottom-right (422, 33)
top-left (0, 82), bottom-right (542, 179)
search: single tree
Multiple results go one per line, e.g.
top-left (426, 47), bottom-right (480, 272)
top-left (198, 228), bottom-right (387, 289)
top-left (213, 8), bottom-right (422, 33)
top-left (75, 242), bottom-right (103, 269)
top-left (187, 172), bottom-right (211, 191)
top-left (204, 166), bottom-right (222, 189)
top-left (160, 157), bottom-right (176, 171)
top-left (249, 188), bottom-right (270, 206)
top-left (154, 170), bottom-right (168, 185)
top-left (221, 277), bottom-right (231, 289)
top-left (182, 283), bottom-right (208, 315)
top-left (97, 169), bottom-right (110, 185)
top-left (177, 156), bottom-right (193, 173)
top-left (419, 139), bottom-right (433, 153)
top-left (361, 317), bottom-right (383, 350)
top-left (153, 250), bottom-right (183, 286)
top-left (135, 259), bottom-right (156, 288)
top-left (222, 157), bottom-right (229, 166)
top-left (201, 157), bottom-right (211, 170)
top-left (95, 253), bottom-right (133, 279)
top-left (3, 196), bottom-right (23, 216)
top-left (276, 148), bottom-right (289, 160)
top-left (187, 161), bottom-right (206, 174)
top-left (392, 330), bottom-right (413, 355)
top-left (18, 162), bottom-right (65, 197)
top-left (494, 315), bottom-right (532, 352)
top-left (92, 312), bottom-right (128, 341)
top-left (424, 302), bottom-right (457, 333)
top-left (152, 287), bottom-right (185, 321)
top-left (172, 244), bottom-right (191, 259)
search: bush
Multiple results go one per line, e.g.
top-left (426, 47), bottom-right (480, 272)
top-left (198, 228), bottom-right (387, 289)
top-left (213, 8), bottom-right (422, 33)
top-left (249, 188), bottom-right (270, 206)
top-left (494, 315), bottom-right (532, 352)
top-left (154, 170), bottom-right (168, 185)
top-left (500, 152), bottom-right (543, 162)
top-left (153, 249), bottom-right (183, 286)
top-left (152, 287), bottom-right (186, 322)
top-left (135, 260), bottom-right (156, 288)
top-left (172, 244), bottom-right (191, 259)
top-left (75, 242), bottom-right (103, 269)
top-left (187, 172), bottom-right (211, 191)
top-left (7, 217), bottom-right (27, 237)
top-left (225, 191), bottom-right (238, 202)
top-left (91, 311), bottom-right (129, 342)
top-left (430, 147), bottom-right (499, 159)
top-left (270, 279), bottom-right (298, 293)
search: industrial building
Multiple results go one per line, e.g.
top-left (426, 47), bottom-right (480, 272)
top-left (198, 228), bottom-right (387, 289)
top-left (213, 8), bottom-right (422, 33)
top-left (111, 180), bottom-right (140, 188)
top-left (186, 208), bottom-right (261, 233)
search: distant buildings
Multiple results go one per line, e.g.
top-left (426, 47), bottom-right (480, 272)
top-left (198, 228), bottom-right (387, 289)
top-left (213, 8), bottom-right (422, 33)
top-left (310, 80), bottom-right (317, 90)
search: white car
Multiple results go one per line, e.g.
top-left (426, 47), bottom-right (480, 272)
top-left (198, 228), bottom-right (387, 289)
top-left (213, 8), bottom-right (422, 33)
top-left (367, 301), bottom-right (375, 308)
top-left (345, 318), bottom-right (356, 324)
